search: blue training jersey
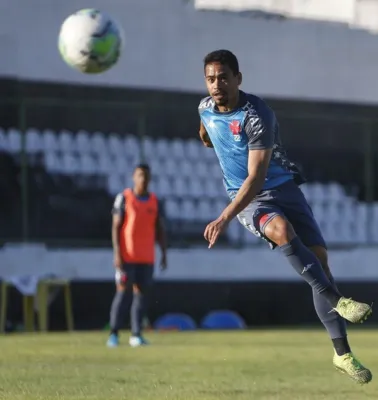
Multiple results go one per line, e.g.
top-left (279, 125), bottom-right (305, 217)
top-left (198, 91), bottom-right (305, 194)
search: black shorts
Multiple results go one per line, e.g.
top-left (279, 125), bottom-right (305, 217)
top-left (233, 180), bottom-right (326, 250)
top-left (115, 263), bottom-right (154, 286)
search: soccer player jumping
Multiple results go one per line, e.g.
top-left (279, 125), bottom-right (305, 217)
top-left (199, 49), bottom-right (372, 384)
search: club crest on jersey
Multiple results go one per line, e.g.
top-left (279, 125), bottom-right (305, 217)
top-left (229, 120), bottom-right (242, 141)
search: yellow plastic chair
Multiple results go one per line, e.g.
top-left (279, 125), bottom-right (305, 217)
top-left (0, 278), bottom-right (74, 333)
top-left (37, 278), bottom-right (74, 332)
top-left (0, 280), bottom-right (35, 333)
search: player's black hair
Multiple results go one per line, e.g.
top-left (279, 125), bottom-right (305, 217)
top-left (204, 50), bottom-right (239, 76)
top-left (134, 163), bottom-right (150, 173)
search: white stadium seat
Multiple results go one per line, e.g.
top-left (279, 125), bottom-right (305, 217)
top-left (188, 177), bottom-right (204, 197)
top-left (142, 136), bottom-right (155, 159)
top-left (97, 155), bottom-right (113, 175)
top-left (186, 138), bottom-right (201, 160)
top-left (9, 125), bottom-right (369, 247)
top-left (171, 138), bottom-right (185, 159)
top-left (42, 130), bottom-right (59, 152)
top-left (44, 151), bottom-right (62, 174)
top-left (91, 132), bottom-right (107, 157)
top-left (194, 161), bottom-right (209, 179)
top-left (162, 158), bottom-right (177, 178)
top-left (58, 130), bottom-right (74, 153)
top-left (181, 199), bottom-right (197, 221)
top-left (180, 159), bottom-right (193, 178)
top-left (7, 128), bottom-right (21, 153)
top-left (156, 138), bottom-right (170, 159)
top-left (26, 128), bottom-right (42, 153)
top-left (328, 182), bottom-right (345, 201)
top-left (156, 177), bottom-right (172, 197)
top-left (148, 159), bottom-right (164, 178)
top-left (173, 177), bottom-right (188, 197)
top-left (62, 153), bottom-right (80, 175)
top-left (165, 198), bottom-right (181, 219)
top-left (198, 198), bottom-right (212, 222)
top-left (114, 155), bottom-right (129, 175)
top-left (75, 130), bottom-right (91, 154)
top-left (206, 178), bottom-right (221, 198)
top-left (108, 134), bottom-right (123, 157)
top-left (80, 154), bottom-right (97, 175)
top-left (124, 135), bottom-right (140, 157)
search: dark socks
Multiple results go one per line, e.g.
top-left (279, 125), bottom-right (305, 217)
top-left (332, 337), bottom-right (351, 356)
top-left (280, 237), bottom-right (350, 355)
top-left (109, 290), bottom-right (128, 334)
top-left (131, 292), bottom-right (144, 337)
top-left (313, 275), bottom-right (349, 354)
top-left (280, 237), bottom-right (341, 307)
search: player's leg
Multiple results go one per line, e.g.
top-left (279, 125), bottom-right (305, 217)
top-left (107, 268), bottom-right (132, 347)
top-left (239, 196), bottom-right (371, 323)
top-left (238, 201), bottom-right (339, 302)
top-left (282, 185), bottom-right (372, 384)
top-left (262, 215), bottom-right (343, 305)
top-left (282, 183), bottom-right (372, 324)
top-left (129, 265), bottom-right (153, 347)
top-left (309, 245), bottom-right (372, 383)
top-left (308, 246), bottom-right (347, 351)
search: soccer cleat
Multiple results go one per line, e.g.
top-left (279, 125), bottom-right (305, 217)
top-left (333, 352), bottom-right (372, 384)
top-left (129, 336), bottom-right (149, 347)
top-left (333, 297), bottom-right (372, 324)
top-left (106, 333), bottom-right (119, 348)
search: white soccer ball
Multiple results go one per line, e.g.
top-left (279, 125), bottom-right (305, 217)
top-left (58, 9), bottom-right (124, 74)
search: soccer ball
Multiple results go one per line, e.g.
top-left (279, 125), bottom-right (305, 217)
top-left (58, 9), bottom-right (124, 74)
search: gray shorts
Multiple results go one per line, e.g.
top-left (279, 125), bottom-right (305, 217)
top-left (234, 180), bottom-right (326, 250)
top-left (115, 263), bottom-right (154, 286)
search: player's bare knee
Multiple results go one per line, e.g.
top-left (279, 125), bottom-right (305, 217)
top-left (116, 283), bottom-right (126, 292)
top-left (264, 216), bottom-right (296, 246)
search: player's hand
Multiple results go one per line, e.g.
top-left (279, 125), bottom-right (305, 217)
top-left (113, 253), bottom-right (123, 269)
top-left (204, 216), bottom-right (229, 248)
top-left (160, 253), bottom-right (167, 271)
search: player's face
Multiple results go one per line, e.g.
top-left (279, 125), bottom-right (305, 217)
top-left (205, 62), bottom-right (241, 107)
top-left (133, 168), bottom-right (150, 190)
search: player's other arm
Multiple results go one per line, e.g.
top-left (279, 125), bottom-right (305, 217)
top-left (199, 120), bottom-right (213, 148)
top-left (111, 193), bottom-right (124, 269)
top-left (156, 201), bottom-right (168, 270)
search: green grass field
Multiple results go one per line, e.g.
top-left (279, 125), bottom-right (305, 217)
top-left (0, 329), bottom-right (377, 400)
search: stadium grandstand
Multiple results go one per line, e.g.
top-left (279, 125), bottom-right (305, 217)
top-left (1, 127), bottom-right (378, 246)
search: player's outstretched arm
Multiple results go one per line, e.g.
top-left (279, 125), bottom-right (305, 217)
top-left (204, 149), bottom-right (271, 248)
top-left (204, 101), bottom-right (275, 248)
top-left (221, 148), bottom-right (272, 221)
top-left (199, 120), bottom-right (213, 148)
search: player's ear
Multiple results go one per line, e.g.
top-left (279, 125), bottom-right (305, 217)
top-left (237, 72), bottom-right (242, 86)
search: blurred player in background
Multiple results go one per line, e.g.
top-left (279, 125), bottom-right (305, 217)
top-left (198, 49), bottom-right (373, 384)
top-left (107, 164), bottom-right (167, 348)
